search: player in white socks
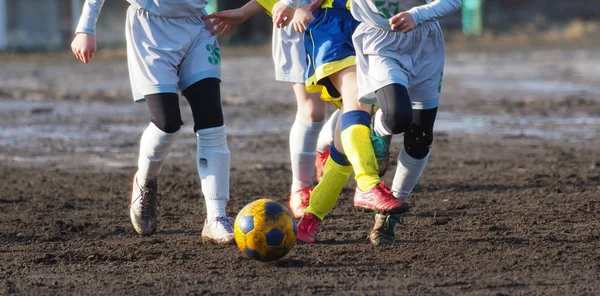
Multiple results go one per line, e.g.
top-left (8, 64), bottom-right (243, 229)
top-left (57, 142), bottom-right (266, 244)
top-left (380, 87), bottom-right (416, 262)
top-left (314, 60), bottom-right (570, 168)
top-left (71, 0), bottom-right (235, 243)
top-left (350, 0), bottom-right (462, 245)
top-left (204, 0), bottom-right (340, 219)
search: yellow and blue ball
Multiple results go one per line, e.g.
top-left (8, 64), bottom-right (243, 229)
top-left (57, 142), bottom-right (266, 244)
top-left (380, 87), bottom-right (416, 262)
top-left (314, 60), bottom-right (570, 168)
top-left (234, 199), bottom-right (297, 262)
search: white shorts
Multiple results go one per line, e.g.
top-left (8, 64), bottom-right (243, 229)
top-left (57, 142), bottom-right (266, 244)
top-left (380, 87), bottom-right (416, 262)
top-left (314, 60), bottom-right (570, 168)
top-left (353, 21), bottom-right (445, 110)
top-left (125, 6), bottom-right (221, 102)
top-left (271, 24), bottom-right (308, 83)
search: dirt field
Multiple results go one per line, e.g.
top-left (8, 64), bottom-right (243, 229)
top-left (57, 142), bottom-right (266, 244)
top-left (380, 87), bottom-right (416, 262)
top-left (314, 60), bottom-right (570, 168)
top-left (1, 44), bottom-right (599, 295)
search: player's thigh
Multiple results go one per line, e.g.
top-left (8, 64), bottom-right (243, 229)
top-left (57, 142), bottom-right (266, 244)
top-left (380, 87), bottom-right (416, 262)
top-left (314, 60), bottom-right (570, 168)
top-left (292, 83), bottom-right (326, 121)
top-left (126, 6), bottom-right (183, 101)
top-left (178, 30), bottom-right (222, 94)
top-left (408, 24), bottom-right (445, 110)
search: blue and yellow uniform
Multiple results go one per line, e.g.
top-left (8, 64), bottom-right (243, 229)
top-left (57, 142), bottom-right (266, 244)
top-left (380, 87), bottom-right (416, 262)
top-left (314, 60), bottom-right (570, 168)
top-left (304, 0), bottom-right (357, 108)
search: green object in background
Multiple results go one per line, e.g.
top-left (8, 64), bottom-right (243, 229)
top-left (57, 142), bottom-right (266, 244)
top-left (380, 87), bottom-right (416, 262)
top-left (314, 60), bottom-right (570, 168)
top-left (462, 0), bottom-right (483, 36)
top-left (206, 0), bottom-right (217, 15)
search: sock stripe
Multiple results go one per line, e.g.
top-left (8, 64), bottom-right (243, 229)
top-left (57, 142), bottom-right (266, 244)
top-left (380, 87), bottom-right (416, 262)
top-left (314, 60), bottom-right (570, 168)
top-left (329, 145), bottom-right (351, 166)
top-left (340, 110), bottom-right (371, 131)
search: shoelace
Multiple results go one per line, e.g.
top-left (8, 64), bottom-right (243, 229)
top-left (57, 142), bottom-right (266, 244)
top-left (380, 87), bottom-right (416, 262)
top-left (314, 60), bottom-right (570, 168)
top-left (300, 215), bottom-right (320, 233)
top-left (140, 190), bottom-right (158, 219)
top-left (215, 216), bottom-right (234, 233)
top-left (299, 188), bottom-right (312, 206)
top-left (130, 179), bottom-right (160, 218)
top-left (377, 182), bottom-right (395, 197)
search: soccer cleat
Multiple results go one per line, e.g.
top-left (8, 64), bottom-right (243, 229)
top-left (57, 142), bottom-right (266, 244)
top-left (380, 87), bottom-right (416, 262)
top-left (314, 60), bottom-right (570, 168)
top-left (371, 130), bottom-right (392, 177)
top-left (315, 150), bottom-right (330, 183)
top-left (353, 182), bottom-right (409, 214)
top-left (201, 216), bottom-right (235, 245)
top-left (130, 175), bottom-right (159, 236)
top-left (369, 213), bottom-right (403, 247)
top-left (289, 187), bottom-right (312, 219)
top-left (296, 213), bottom-right (322, 243)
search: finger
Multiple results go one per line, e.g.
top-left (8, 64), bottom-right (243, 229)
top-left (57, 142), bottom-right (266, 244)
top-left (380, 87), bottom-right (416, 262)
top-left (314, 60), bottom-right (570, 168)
top-left (279, 18), bottom-right (290, 28)
top-left (218, 24), bottom-right (229, 35)
top-left (206, 19), bottom-right (220, 31)
top-left (221, 25), bottom-right (231, 35)
top-left (398, 22), bottom-right (410, 32)
top-left (74, 50), bottom-right (83, 62)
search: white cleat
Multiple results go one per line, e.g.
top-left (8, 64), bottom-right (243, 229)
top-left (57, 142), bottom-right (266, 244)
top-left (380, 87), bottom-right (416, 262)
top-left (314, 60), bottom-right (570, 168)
top-left (201, 217), bottom-right (235, 245)
top-left (130, 175), bottom-right (159, 236)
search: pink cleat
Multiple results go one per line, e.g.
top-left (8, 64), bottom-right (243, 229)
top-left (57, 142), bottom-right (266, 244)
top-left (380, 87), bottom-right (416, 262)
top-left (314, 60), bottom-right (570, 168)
top-left (353, 182), bottom-right (409, 214)
top-left (289, 187), bottom-right (312, 219)
top-left (296, 213), bottom-right (322, 244)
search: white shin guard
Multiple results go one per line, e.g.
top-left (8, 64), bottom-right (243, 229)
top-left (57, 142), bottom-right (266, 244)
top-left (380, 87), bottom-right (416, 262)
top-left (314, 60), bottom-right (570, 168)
top-left (392, 148), bottom-right (430, 201)
top-left (196, 125), bottom-right (230, 220)
top-left (289, 115), bottom-right (325, 192)
top-left (316, 109), bottom-right (340, 153)
top-left (137, 122), bottom-right (179, 186)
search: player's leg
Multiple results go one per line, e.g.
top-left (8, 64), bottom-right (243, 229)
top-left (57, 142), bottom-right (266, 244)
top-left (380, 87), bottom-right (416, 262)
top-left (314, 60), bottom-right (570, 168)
top-left (315, 108), bottom-right (340, 182)
top-left (182, 78), bottom-right (234, 245)
top-left (299, 113), bottom-right (352, 243)
top-left (330, 66), bottom-right (407, 214)
top-left (369, 22), bottom-right (446, 246)
top-left (131, 93), bottom-right (182, 236)
top-left (288, 84), bottom-right (326, 218)
top-left (177, 12), bottom-right (233, 244)
top-left (392, 107), bottom-right (437, 200)
top-left (125, 7), bottom-right (185, 236)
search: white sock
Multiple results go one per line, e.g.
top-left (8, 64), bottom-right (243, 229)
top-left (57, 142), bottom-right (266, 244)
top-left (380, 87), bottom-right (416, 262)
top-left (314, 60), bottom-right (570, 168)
top-left (392, 148), bottom-right (430, 201)
top-left (137, 122), bottom-right (178, 186)
top-left (197, 125), bottom-right (230, 220)
top-left (374, 109), bottom-right (393, 137)
top-left (289, 115), bottom-right (325, 192)
top-left (316, 109), bottom-right (340, 153)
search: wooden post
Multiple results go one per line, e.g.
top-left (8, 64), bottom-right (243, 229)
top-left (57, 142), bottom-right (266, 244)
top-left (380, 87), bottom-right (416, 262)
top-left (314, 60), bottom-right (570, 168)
top-left (0, 0), bottom-right (7, 50)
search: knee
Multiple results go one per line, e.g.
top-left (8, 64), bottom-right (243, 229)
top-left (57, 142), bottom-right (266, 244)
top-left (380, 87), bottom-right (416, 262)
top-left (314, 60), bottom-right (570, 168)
top-left (404, 125), bottom-right (433, 159)
top-left (382, 110), bottom-right (413, 135)
top-left (151, 115), bottom-right (182, 134)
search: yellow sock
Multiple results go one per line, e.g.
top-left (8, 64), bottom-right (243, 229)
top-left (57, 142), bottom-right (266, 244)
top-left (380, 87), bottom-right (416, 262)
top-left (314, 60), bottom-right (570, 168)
top-left (305, 148), bottom-right (352, 220)
top-left (340, 111), bottom-right (380, 192)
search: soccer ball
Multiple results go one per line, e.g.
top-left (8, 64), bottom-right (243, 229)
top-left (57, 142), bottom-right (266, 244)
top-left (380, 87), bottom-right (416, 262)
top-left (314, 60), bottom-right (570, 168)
top-left (234, 199), bottom-right (297, 262)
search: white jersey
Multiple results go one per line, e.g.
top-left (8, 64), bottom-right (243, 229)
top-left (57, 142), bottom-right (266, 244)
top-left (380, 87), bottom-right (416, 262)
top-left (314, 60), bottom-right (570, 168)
top-left (350, 0), bottom-right (461, 31)
top-left (76, 0), bottom-right (208, 35)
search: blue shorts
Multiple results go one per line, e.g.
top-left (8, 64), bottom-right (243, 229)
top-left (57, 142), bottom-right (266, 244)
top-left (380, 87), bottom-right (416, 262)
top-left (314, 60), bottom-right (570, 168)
top-left (305, 8), bottom-right (358, 107)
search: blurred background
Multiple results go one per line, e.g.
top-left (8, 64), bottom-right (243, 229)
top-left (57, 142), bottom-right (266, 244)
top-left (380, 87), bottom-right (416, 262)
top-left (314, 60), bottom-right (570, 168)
top-left (0, 0), bottom-right (599, 50)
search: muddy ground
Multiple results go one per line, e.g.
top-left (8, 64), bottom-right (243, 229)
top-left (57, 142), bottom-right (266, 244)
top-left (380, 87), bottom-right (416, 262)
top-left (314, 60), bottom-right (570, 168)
top-left (1, 43), bottom-right (599, 295)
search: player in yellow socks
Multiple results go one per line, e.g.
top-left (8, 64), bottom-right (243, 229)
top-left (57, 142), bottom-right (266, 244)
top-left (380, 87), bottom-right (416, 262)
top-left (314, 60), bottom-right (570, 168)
top-left (272, 0), bottom-right (408, 243)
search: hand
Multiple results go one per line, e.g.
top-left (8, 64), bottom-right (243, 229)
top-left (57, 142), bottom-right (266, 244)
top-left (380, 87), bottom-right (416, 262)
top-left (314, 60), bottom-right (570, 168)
top-left (389, 12), bottom-right (416, 33)
top-left (308, 0), bottom-right (325, 11)
top-left (71, 33), bottom-right (96, 64)
top-left (291, 4), bottom-right (314, 33)
top-left (203, 8), bottom-right (249, 35)
top-left (272, 2), bottom-right (296, 28)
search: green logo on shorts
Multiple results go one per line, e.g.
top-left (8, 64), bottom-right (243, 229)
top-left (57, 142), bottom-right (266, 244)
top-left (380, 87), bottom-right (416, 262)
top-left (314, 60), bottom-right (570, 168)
top-left (375, 1), bottom-right (400, 19)
top-left (206, 44), bottom-right (221, 65)
top-left (438, 71), bottom-right (444, 93)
